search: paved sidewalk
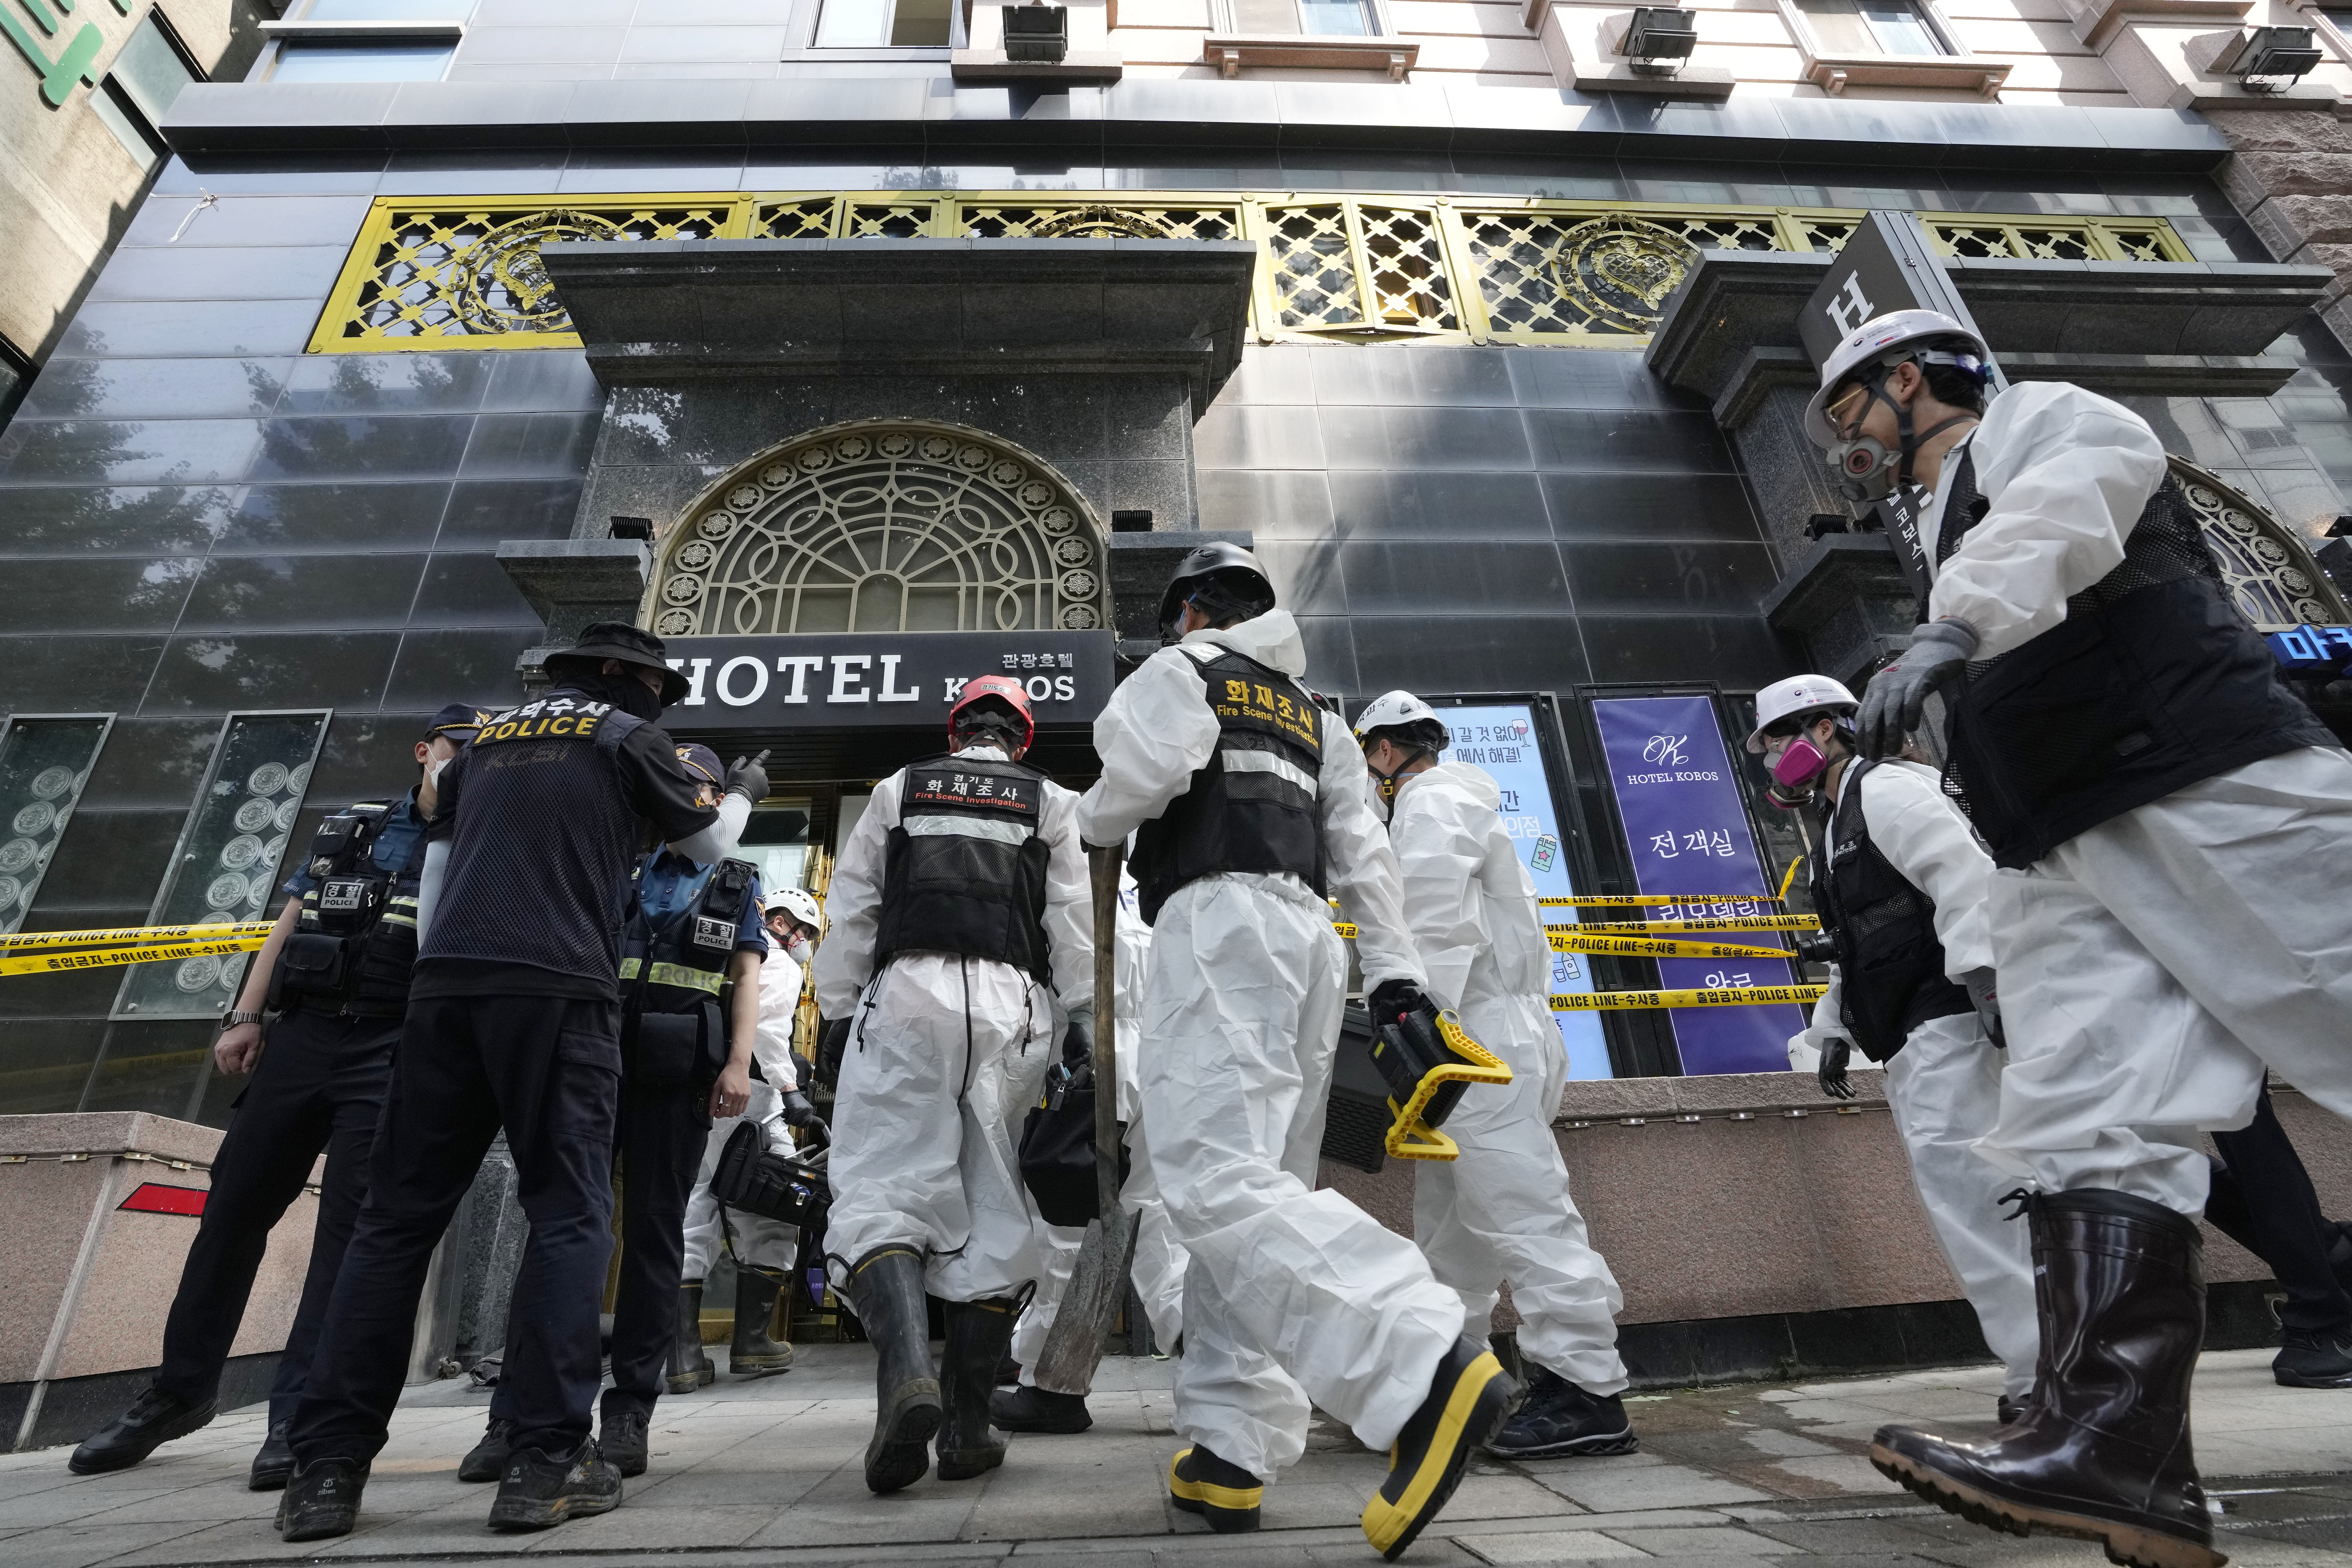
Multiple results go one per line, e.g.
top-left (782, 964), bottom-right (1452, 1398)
top-left (4, 1348), bottom-right (2350, 1568)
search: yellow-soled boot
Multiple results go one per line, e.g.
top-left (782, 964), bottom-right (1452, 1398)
top-left (1363, 1338), bottom-right (1519, 1562)
top-left (1168, 1444), bottom-right (1262, 1533)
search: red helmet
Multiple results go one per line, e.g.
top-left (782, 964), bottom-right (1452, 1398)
top-left (949, 675), bottom-right (1035, 750)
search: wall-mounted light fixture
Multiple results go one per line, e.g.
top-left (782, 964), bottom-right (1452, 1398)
top-left (1620, 7), bottom-right (1699, 75)
top-left (2213, 25), bottom-right (2323, 89)
top-left (1803, 513), bottom-right (1851, 542)
top-left (609, 516), bottom-right (654, 541)
top-left (1003, 1), bottom-right (1069, 63)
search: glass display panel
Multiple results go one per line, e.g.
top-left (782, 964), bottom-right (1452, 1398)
top-left (890, 0), bottom-right (952, 44)
top-left (0, 715), bottom-right (113, 935)
top-left (88, 77), bottom-right (166, 165)
top-left (815, 0), bottom-right (892, 45)
top-left (113, 711), bottom-right (330, 1021)
top-left (273, 40), bottom-right (455, 80)
top-left (111, 16), bottom-right (197, 125)
top-left (738, 800), bottom-right (814, 903)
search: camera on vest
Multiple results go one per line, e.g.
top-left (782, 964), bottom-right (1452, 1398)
top-left (306, 806), bottom-right (388, 936)
top-left (1795, 931), bottom-right (1836, 966)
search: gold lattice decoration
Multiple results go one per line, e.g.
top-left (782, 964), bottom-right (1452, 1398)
top-left (308, 192), bottom-right (2196, 353)
top-left (644, 420), bottom-right (1110, 637)
top-left (2171, 458), bottom-right (2352, 630)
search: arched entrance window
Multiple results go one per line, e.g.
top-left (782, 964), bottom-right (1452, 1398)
top-left (2170, 457), bottom-right (2352, 630)
top-left (644, 420), bottom-right (1110, 637)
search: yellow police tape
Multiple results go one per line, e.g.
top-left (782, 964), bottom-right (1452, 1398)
top-left (1549, 983), bottom-right (1826, 1013)
top-left (1575, 915), bottom-right (1821, 935)
top-left (1537, 894), bottom-right (1781, 909)
top-left (1547, 930), bottom-right (1794, 960)
top-left (0, 933), bottom-right (271, 977)
top-left (0, 920), bottom-right (274, 953)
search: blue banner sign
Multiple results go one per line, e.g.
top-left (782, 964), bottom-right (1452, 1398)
top-left (1590, 695), bottom-right (1807, 1075)
top-left (1435, 704), bottom-right (1611, 1081)
top-left (2265, 624), bottom-right (2352, 674)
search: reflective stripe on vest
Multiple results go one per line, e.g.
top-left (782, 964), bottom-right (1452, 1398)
top-left (646, 960), bottom-right (723, 995)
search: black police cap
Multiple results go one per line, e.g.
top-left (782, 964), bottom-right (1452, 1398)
top-left (546, 620), bottom-right (690, 706)
top-left (424, 703), bottom-right (495, 743)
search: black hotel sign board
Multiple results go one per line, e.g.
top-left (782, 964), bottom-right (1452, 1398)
top-left (659, 631), bottom-right (1116, 732)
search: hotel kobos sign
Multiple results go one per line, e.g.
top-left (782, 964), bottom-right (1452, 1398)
top-left (658, 631), bottom-right (1117, 732)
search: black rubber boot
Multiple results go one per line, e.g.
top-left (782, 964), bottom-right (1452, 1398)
top-left (1169, 1443), bottom-right (1263, 1532)
top-left (68, 1386), bottom-right (215, 1475)
top-left (248, 1419), bottom-right (295, 1491)
top-left (1485, 1368), bottom-right (1635, 1458)
top-left (1871, 1189), bottom-right (2221, 1568)
top-left (275, 1458), bottom-right (368, 1542)
top-left (990, 1383), bottom-right (1094, 1434)
top-left (667, 1280), bottom-right (713, 1394)
top-left (850, 1244), bottom-right (942, 1494)
top-left (487, 1439), bottom-right (623, 1531)
top-left (599, 1403), bottom-right (651, 1478)
top-left (2275, 1325), bottom-right (2352, 1389)
top-left (937, 1297), bottom-right (1017, 1480)
top-left (1363, 1337), bottom-right (1519, 1561)
top-left (459, 1417), bottom-right (515, 1483)
top-left (731, 1266), bottom-right (796, 1377)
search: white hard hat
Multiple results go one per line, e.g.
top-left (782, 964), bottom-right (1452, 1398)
top-left (1353, 690), bottom-right (1451, 749)
top-left (1746, 675), bottom-right (1860, 754)
top-left (764, 886), bottom-right (823, 935)
top-left (1802, 309), bottom-right (1992, 449)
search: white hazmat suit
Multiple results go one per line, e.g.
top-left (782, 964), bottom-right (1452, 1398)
top-left (1785, 758), bottom-right (2037, 1399)
top-left (1386, 761), bottom-right (1629, 1397)
top-left (1078, 609), bottom-right (1465, 1482)
top-left (681, 930), bottom-right (807, 1281)
top-left (1009, 873), bottom-right (1190, 1381)
top-left (1914, 382), bottom-right (2352, 1216)
top-left (813, 744), bottom-right (1092, 1302)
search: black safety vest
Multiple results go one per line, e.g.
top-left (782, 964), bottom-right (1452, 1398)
top-left (1131, 647), bottom-right (1327, 925)
top-left (1933, 448), bottom-right (2334, 868)
top-left (873, 754), bottom-right (1054, 979)
top-left (270, 802), bottom-right (424, 1020)
top-left (1807, 760), bottom-right (1972, 1063)
top-left (620, 856), bottom-right (759, 1088)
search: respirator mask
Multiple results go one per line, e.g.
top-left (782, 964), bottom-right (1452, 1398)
top-left (1822, 352), bottom-right (1989, 503)
top-left (785, 934), bottom-right (813, 964)
top-left (1764, 736), bottom-right (1830, 810)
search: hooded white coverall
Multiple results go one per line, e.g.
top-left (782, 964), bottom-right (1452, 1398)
top-left (814, 744), bottom-right (1093, 1302)
top-left (1078, 609), bottom-right (1464, 1482)
top-left (682, 931), bottom-right (806, 1280)
top-left (1785, 760), bottom-right (2037, 1399)
top-left (1916, 381), bottom-right (2352, 1216)
top-left (1010, 874), bottom-right (1190, 1379)
top-left (1386, 761), bottom-right (1629, 1398)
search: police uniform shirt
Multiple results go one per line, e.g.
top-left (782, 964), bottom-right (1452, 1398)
top-left (281, 788), bottom-right (427, 901)
top-left (636, 850), bottom-right (769, 963)
top-left (414, 686), bottom-right (721, 1003)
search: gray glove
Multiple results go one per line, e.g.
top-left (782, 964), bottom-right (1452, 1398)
top-left (1063, 1003), bottom-right (1095, 1068)
top-left (1818, 1036), bottom-right (1855, 1100)
top-left (1964, 966), bottom-right (2005, 1048)
top-left (1855, 620), bottom-right (1978, 759)
top-left (725, 749), bottom-right (771, 804)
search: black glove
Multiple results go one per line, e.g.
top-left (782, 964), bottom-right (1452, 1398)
top-left (725, 749), bottom-right (771, 804)
top-left (1366, 977), bottom-right (1432, 1025)
top-left (1964, 967), bottom-right (2005, 1049)
top-left (778, 1088), bottom-right (821, 1128)
top-left (1062, 1004), bottom-right (1095, 1069)
top-left (816, 1018), bottom-right (852, 1087)
top-left (1818, 1036), bottom-right (1855, 1100)
top-left (1855, 620), bottom-right (1977, 759)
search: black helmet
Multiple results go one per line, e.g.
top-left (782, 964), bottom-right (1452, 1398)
top-left (545, 620), bottom-right (690, 706)
top-left (1159, 541), bottom-right (1276, 642)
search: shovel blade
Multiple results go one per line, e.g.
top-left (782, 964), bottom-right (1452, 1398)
top-left (1031, 1208), bottom-right (1140, 1397)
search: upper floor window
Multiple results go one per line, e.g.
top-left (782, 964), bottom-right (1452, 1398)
top-left (1793, 0), bottom-right (1950, 54)
top-left (268, 0), bottom-right (469, 82)
top-left (814, 0), bottom-right (953, 47)
top-left (1217, 0), bottom-right (1380, 34)
top-left (88, 11), bottom-right (200, 168)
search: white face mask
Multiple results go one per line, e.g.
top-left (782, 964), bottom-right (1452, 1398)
top-left (426, 757), bottom-right (450, 788)
top-left (785, 935), bottom-right (812, 963)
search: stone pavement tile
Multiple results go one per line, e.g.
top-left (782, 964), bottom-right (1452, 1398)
top-left (962, 1449), bottom-right (1174, 1542)
top-left (0, 1481), bottom-right (189, 1529)
top-left (0, 1518), bottom-right (222, 1568)
top-left (1601, 1527), bottom-right (1802, 1556)
top-left (1521, 1457), bottom-right (1772, 1513)
top-left (1445, 1526), bottom-right (1653, 1561)
top-left (738, 1475), bottom-right (979, 1547)
top-left (517, 1500), bottom-right (776, 1550)
top-left (104, 1513), bottom-right (311, 1563)
top-left (1737, 1430), bottom-right (1843, 1459)
top-left (1762, 1456), bottom-right (1903, 1494)
top-left (1436, 1469), bottom-right (1589, 1521)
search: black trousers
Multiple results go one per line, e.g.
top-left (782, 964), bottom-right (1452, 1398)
top-left (289, 993), bottom-right (622, 1465)
top-left (153, 1009), bottom-right (397, 1426)
top-left (601, 1076), bottom-right (709, 1420)
top-left (2209, 1083), bottom-right (2352, 1335)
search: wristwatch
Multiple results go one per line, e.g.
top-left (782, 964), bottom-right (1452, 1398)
top-left (220, 1008), bottom-right (263, 1029)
